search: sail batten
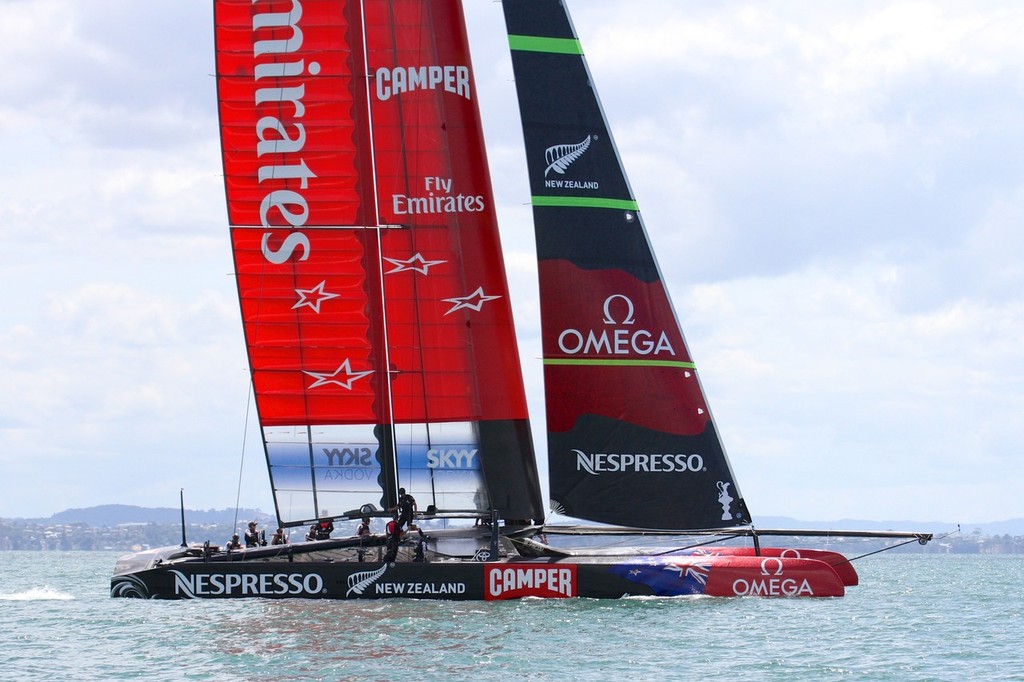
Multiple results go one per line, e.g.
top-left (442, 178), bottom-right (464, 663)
top-left (507, 35), bottom-right (583, 55)
top-left (545, 359), bottom-right (698, 369)
top-left (531, 196), bottom-right (640, 210)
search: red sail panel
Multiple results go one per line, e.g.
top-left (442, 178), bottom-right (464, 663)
top-left (540, 261), bottom-right (707, 437)
top-left (214, 0), bottom-right (374, 228)
top-left (216, 0), bottom-right (543, 524)
top-left (216, 0), bottom-right (528, 427)
top-left (216, 0), bottom-right (380, 428)
top-left (379, 227), bottom-right (477, 422)
top-left (231, 227), bottom-right (377, 425)
top-left (364, 0), bottom-right (529, 424)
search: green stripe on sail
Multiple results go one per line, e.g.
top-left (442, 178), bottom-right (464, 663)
top-left (544, 358), bottom-right (696, 369)
top-left (508, 35), bottom-right (583, 55)
top-left (532, 196), bottom-right (640, 211)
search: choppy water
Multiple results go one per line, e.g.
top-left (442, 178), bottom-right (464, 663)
top-left (0, 552), bottom-right (1021, 680)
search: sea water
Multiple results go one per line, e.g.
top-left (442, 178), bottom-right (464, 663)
top-left (0, 552), bottom-right (1021, 681)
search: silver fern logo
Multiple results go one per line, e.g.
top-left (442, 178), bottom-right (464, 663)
top-left (346, 564), bottom-right (389, 597)
top-left (544, 135), bottom-right (593, 177)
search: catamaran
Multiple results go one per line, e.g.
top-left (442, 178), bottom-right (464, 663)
top-left (111, 0), bottom-right (930, 600)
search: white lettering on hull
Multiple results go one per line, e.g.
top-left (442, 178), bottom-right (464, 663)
top-left (172, 570), bottom-right (324, 598)
top-left (731, 577), bottom-right (815, 597)
top-left (487, 567), bottom-right (575, 598)
top-left (373, 582), bottom-right (468, 595)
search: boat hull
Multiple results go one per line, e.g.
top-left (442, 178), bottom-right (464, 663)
top-left (678, 546), bottom-right (859, 586)
top-left (111, 553), bottom-right (845, 600)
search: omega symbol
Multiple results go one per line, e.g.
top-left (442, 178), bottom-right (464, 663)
top-left (557, 293), bottom-right (675, 357)
top-left (602, 294), bottom-right (635, 325)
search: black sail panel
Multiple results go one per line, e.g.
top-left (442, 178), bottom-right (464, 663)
top-left (502, 0), bottom-right (751, 529)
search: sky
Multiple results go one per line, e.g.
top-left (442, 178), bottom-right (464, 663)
top-left (1, 1), bottom-right (1022, 526)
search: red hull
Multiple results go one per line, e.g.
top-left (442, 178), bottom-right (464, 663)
top-left (686, 547), bottom-right (859, 587)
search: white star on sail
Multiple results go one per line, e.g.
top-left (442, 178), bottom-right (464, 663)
top-left (292, 281), bottom-right (340, 313)
top-left (383, 253), bottom-right (446, 275)
top-left (303, 359), bottom-right (374, 390)
top-left (442, 286), bottom-right (501, 315)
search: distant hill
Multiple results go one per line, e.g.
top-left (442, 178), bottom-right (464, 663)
top-left (752, 516), bottom-right (1024, 536)
top-left (965, 519), bottom-right (1024, 536)
top-left (40, 505), bottom-right (274, 526)
top-left (7, 506), bottom-right (1023, 537)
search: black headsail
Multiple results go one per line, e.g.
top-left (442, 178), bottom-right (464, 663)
top-left (502, 0), bottom-right (751, 530)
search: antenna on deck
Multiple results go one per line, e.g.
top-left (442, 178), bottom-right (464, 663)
top-left (179, 488), bottom-right (188, 548)
top-left (490, 509), bottom-right (500, 560)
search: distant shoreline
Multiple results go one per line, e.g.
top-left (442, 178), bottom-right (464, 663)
top-left (2, 506), bottom-right (1021, 554)
top-left (1, 505), bottom-right (1018, 535)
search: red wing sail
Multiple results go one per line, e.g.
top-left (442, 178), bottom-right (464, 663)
top-left (503, 0), bottom-right (752, 529)
top-left (215, 0), bottom-right (543, 526)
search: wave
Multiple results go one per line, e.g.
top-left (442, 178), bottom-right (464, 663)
top-left (0, 587), bottom-right (74, 601)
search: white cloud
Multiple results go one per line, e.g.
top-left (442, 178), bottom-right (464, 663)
top-left (683, 264), bottom-right (1024, 521)
top-left (0, 1), bottom-right (1020, 526)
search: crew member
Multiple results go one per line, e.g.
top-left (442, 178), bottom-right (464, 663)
top-left (396, 487), bottom-right (417, 531)
top-left (244, 521), bottom-right (264, 547)
top-left (356, 516), bottom-right (371, 562)
top-left (383, 514), bottom-right (401, 563)
top-left (314, 518), bottom-right (334, 540)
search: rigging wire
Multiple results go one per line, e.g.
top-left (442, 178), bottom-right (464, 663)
top-left (232, 377), bottom-right (255, 533)
top-left (651, 534), bottom-right (747, 556)
top-left (844, 526), bottom-right (959, 564)
top-left (539, 526), bottom-right (945, 562)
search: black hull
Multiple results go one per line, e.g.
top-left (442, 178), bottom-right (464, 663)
top-left (111, 543), bottom-right (850, 599)
top-left (114, 560), bottom-right (583, 600)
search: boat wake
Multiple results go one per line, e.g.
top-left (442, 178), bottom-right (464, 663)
top-left (0, 587), bottom-right (73, 601)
